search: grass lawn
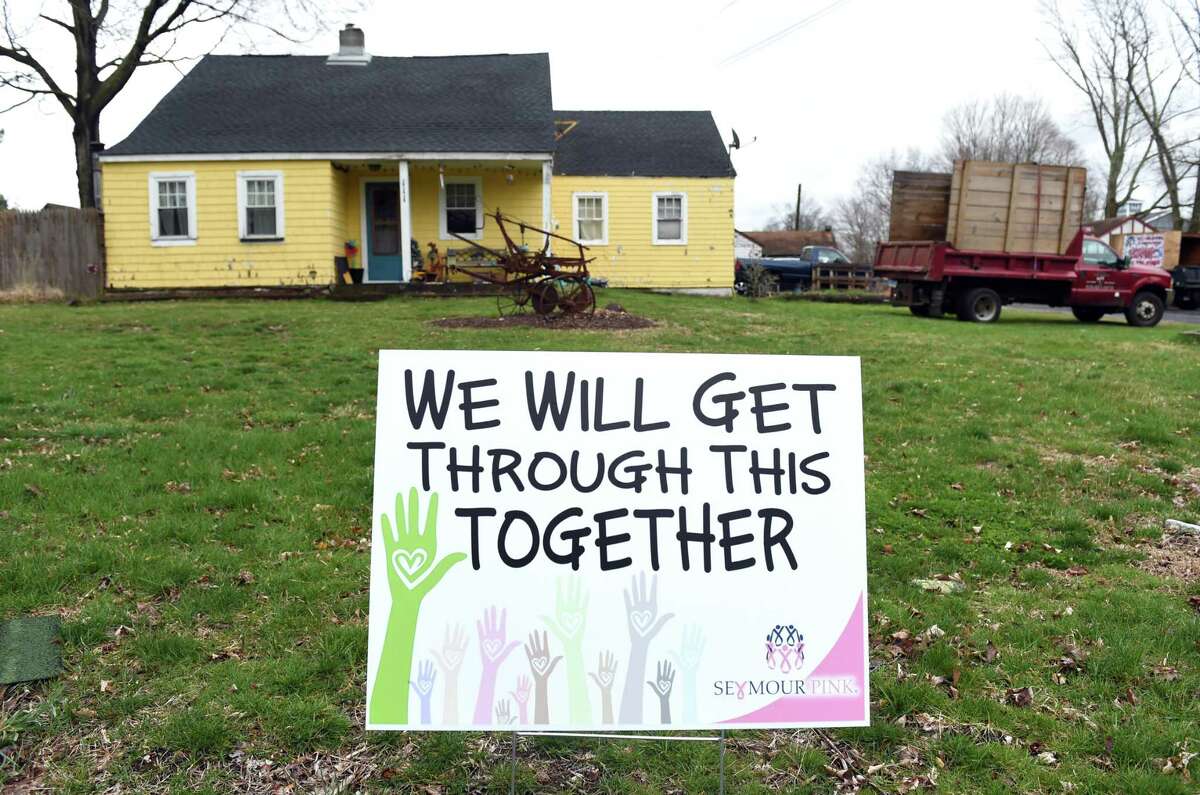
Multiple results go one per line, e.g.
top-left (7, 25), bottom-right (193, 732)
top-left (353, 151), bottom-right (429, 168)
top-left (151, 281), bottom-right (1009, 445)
top-left (1, 291), bottom-right (1198, 793)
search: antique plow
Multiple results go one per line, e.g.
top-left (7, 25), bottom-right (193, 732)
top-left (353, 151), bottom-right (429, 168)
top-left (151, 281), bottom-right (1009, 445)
top-left (448, 211), bottom-right (596, 317)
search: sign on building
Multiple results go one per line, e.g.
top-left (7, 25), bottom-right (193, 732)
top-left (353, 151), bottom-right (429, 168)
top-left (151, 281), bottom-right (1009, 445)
top-left (366, 350), bottom-right (869, 730)
top-left (1125, 234), bottom-right (1166, 269)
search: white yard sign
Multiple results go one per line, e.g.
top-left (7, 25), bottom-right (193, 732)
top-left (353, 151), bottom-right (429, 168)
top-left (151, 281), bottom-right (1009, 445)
top-left (1125, 234), bottom-right (1166, 269)
top-left (366, 350), bottom-right (868, 731)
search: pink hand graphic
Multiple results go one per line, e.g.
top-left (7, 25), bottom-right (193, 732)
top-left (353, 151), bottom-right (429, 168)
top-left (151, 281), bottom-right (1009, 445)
top-left (510, 675), bottom-right (532, 725)
top-left (588, 651), bottom-right (618, 724)
top-left (472, 606), bottom-right (520, 724)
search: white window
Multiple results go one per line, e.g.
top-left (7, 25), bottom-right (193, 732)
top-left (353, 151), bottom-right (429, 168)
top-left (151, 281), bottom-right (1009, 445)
top-left (236, 171), bottom-right (285, 240)
top-left (148, 172), bottom-right (197, 245)
top-left (652, 192), bottom-right (687, 245)
top-left (573, 192), bottom-right (608, 245)
top-left (440, 177), bottom-right (483, 240)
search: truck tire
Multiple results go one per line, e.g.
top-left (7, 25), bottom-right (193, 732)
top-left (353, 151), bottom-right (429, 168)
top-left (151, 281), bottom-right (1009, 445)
top-left (1071, 306), bottom-right (1106, 323)
top-left (957, 288), bottom-right (1002, 323)
top-left (909, 305), bottom-right (931, 317)
top-left (1124, 291), bottom-right (1164, 327)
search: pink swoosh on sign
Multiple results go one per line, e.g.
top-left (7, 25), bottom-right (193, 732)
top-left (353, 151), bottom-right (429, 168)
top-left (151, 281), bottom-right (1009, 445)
top-left (720, 593), bottom-right (867, 724)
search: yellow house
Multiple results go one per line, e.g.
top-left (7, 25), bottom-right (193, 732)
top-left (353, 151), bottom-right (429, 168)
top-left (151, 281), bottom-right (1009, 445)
top-left (99, 26), bottom-right (735, 294)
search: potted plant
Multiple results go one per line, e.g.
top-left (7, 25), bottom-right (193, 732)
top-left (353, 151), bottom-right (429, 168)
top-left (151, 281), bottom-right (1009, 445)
top-left (345, 240), bottom-right (364, 284)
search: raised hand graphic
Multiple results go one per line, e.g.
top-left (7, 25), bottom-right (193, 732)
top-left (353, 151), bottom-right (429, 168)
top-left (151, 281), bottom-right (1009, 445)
top-left (670, 625), bottom-right (705, 723)
top-left (431, 623), bottom-right (468, 725)
top-left (495, 699), bottom-right (516, 726)
top-left (524, 630), bottom-right (563, 725)
top-left (618, 573), bottom-right (674, 724)
top-left (540, 577), bottom-right (591, 723)
top-left (370, 488), bottom-right (466, 724)
top-left (588, 651), bottom-right (619, 725)
top-left (409, 659), bottom-right (437, 725)
top-left (646, 660), bottom-right (676, 724)
top-left (510, 675), bottom-right (532, 725)
top-left (472, 606), bottom-right (521, 724)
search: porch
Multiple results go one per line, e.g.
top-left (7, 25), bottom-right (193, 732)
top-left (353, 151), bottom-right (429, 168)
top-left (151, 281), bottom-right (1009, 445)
top-left (331, 156), bottom-right (551, 284)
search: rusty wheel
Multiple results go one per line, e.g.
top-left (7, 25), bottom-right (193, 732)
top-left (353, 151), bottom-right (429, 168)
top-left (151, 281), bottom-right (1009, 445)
top-left (496, 282), bottom-right (530, 316)
top-left (557, 277), bottom-right (596, 316)
top-left (529, 280), bottom-right (559, 315)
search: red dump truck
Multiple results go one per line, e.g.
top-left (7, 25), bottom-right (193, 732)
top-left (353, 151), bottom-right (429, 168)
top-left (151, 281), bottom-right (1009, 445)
top-left (876, 161), bottom-right (1172, 326)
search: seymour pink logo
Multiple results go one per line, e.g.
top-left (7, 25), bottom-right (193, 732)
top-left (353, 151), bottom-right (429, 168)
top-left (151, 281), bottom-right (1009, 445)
top-left (765, 624), bottom-right (804, 674)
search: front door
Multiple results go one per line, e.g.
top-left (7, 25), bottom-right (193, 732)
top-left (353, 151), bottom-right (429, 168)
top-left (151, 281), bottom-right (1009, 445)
top-left (365, 183), bottom-right (402, 282)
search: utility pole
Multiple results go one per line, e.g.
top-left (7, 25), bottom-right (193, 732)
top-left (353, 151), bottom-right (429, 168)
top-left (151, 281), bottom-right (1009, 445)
top-left (794, 183), bottom-right (802, 231)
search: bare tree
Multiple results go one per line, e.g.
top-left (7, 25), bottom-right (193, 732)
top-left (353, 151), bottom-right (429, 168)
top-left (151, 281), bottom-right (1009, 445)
top-left (938, 94), bottom-right (1083, 167)
top-left (762, 194), bottom-right (831, 231)
top-left (0, 1), bottom-right (353, 208)
top-left (1122, 0), bottom-right (1197, 231)
top-left (836, 149), bottom-right (937, 263)
top-left (1168, 0), bottom-right (1200, 230)
top-left (1043, 0), bottom-right (1155, 218)
top-left (0, 127), bottom-right (7, 209)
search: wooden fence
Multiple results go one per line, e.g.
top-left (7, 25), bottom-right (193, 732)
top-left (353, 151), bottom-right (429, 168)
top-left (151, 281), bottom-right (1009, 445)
top-left (811, 265), bottom-right (881, 292)
top-left (0, 208), bottom-right (105, 299)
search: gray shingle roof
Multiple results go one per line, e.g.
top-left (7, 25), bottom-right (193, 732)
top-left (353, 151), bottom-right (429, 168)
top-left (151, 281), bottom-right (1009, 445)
top-left (553, 111), bottom-right (735, 178)
top-left (105, 53), bottom-right (554, 156)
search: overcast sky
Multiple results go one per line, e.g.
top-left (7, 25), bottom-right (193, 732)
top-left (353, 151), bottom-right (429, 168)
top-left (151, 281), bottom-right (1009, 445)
top-left (0, 0), bottom-right (1109, 226)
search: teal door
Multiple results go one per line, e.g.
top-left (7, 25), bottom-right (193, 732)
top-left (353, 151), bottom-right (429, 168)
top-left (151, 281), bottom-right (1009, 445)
top-left (365, 183), bottom-right (403, 282)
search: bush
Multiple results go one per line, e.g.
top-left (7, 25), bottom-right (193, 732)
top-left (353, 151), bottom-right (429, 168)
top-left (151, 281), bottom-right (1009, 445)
top-left (742, 262), bottom-right (778, 298)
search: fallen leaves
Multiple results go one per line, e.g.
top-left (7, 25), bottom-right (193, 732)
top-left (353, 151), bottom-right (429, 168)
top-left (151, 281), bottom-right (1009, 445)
top-left (1051, 639), bottom-right (1088, 684)
top-left (912, 574), bottom-right (966, 594)
top-left (1006, 686), bottom-right (1034, 707)
top-left (163, 480), bottom-right (192, 494)
top-left (1161, 746), bottom-right (1197, 776)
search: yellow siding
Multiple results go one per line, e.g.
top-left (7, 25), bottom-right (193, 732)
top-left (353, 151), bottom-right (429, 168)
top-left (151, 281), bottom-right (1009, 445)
top-left (102, 160), bottom-right (734, 290)
top-left (102, 160), bottom-right (340, 288)
top-left (550, 176), bottom-right (734, 290)
top-left (335, 163), bottom-right (543, 261)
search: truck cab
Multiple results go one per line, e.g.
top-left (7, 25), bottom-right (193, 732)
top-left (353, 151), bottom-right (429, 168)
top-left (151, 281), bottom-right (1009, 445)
top-left (1069, 237), bottom-right (1172, 325)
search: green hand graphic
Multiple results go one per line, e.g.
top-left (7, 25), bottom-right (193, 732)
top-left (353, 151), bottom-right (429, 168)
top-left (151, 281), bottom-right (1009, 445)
top-left (370, 488), bottom-right (466, 725)
top-left (541, 577), bottom-right (592, 723)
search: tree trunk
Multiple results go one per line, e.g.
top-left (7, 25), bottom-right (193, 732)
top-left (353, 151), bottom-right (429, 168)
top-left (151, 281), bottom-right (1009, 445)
top-left (73, 114), bottom-right (99, 209)
top-left (1190, 176), bottom-right (1200, 233)
top-left (1104, 163), bottom-right (1120, 218)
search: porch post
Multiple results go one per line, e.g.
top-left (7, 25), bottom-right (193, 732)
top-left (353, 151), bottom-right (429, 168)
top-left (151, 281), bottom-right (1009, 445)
top-left (542, 160), bottom-right (552, 251)
top-left (399, 160), bottom-right (413, 281)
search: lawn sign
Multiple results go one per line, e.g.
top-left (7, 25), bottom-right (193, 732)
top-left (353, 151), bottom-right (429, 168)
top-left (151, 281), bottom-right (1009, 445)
top-left (365, 350), bottom-right (869, 731)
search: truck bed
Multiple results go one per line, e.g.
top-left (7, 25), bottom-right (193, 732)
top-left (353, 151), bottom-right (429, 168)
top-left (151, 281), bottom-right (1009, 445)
top-left (875, 240), bottom-right (1080, 283)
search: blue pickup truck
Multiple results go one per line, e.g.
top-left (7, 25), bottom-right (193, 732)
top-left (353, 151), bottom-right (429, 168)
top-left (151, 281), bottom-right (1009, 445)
top-left (734, 246), bottom-right (852, 294)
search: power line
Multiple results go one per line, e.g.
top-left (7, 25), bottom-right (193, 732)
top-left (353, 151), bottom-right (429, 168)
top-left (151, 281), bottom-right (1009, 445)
top-left (720, 0), bottom-right (854, 65)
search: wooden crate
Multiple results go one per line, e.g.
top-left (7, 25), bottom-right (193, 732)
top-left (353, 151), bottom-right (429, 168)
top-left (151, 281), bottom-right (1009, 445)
top-left (889, 171), bottom-right (953, 242)
top-left (946, 161), bottom-right (1086, 255)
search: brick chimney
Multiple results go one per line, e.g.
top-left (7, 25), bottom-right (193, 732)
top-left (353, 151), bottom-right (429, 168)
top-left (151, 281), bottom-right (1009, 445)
top-left (327, 23), bottom-right (370, 65)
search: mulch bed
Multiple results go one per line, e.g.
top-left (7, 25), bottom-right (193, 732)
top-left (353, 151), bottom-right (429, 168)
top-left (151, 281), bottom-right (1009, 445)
top-left (431, 307), bottom-right (656, 330)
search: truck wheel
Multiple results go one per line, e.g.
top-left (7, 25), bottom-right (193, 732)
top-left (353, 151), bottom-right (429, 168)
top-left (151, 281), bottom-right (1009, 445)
top-left (958, 288), bottom-right (1002, 323)
top-left (1124, 291), bottom-right (1164, 327)
top-left (909, 305), bottom-right (930, 317)
top-left (1071, 307), bottom-right (1105, 323)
